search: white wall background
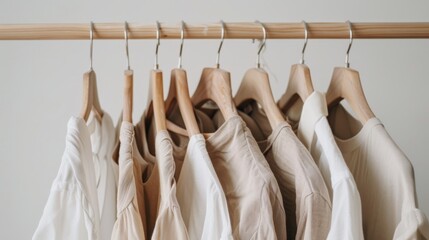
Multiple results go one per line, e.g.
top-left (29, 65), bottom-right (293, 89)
top-left (1, 0), bottom-right (428, 238)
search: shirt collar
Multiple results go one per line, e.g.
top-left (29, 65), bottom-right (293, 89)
top-left (297, 91), bottom-right (328, 149)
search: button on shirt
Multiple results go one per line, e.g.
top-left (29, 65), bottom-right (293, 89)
top-left (294, 92), bottom-right (364, 240)
top-left (328, 104), bottom-right (429, 240)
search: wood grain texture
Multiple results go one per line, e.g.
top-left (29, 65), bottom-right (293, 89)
top-left (1, 22), bottom-right (429, 40)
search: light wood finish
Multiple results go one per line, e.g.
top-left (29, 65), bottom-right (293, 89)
top-left (123, 70), bottom-right (134, 123)
top-left (277, 64), bottom-right (315, 112)
top-left (192, 67), bottom-right (237, 120)
top-left (165, 68), bottom-right (200, 136)
top-left (1, 22), bottom-right (429, 40)
top-left (144, 69), bottom-right (167, 132)
top-left (326, 67), bottom-right (375, 123)
top-left (80, 70), bottom-right (103, 122)
top-left (234, 68), bottom-right (285, 129)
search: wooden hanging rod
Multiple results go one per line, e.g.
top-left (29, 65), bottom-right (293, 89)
top-left (0, 22), bottom-right (429, 40)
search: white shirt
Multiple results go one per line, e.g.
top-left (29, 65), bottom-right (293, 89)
top-left (33, 117), bottom-right (101, 240)
top-left (297, 91), bottom-right (364, 240)
top-left (87, 112), bottom-right (117, 240)
top-left (176, 134), bottom-right (233, 240)
top-left (328, 104), bottom-right (429, 240)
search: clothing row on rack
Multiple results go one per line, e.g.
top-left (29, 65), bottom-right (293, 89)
top-left (33, 21), bottom-right (429, 240)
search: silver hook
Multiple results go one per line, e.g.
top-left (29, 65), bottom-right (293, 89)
top-left (154, 21), bottom-right (161, 70)
top-left (124, 21), bottom-right (130, 70)
top-left (215, 20), bottom-right (225, 68)
top-left (255, 20), bottom-right (267, 68)
top-left (345, 20), bottom-right (353, 68)
top-left (178, 21), bottom-right (185, 69)
top-left (300, 21), bottom-right (308, 64)
top-left (89, 21), bottom-right (94, 71)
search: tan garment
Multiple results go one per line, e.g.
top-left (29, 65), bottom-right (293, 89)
top-left (151, 130), bottom-right (189, 240)
top-left (168, 107), bottom-right (286, 239)
top-left (328, 104), bottom-right (429, 240)
top-left (134, 117), bottom-right (160, 239)
top-left (214, 107), bottom-right (332, 240)
top-left (205, 115), bottom-right (286, 239)
top-left (111, 121), bottom-right (146, 240)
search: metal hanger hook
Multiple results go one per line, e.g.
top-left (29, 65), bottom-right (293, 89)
top-left (154, 21), bottom-right (161, 70)
top-left (89, 21), bottom-right (94, 71)
top-left (178, 21), bottom-right (185, 69)
top-left (124, 21), bottom-right (130, 70)
top-left (345, 20), bottom-right (353, 68)
top-left (255, 20), bottom-right (267, 68)
top-left (215, 20), bottom-right (225, 68)
top-left (300, 20), bottom-right (308, 64)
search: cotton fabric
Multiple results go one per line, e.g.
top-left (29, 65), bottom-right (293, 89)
top-left (214, 108), bottom-right (331, 240)
top-left (328, 104), bottom-right (429, 240)
top-left (199, 113), bottom-right (287, 240)
top-left (175, 134), bottom-right (233, 240)
top-left (111, 121), bottom-right (145, 240)
top-left (284, 91), bottom-right (364, 240)
top-left (151, 130), bottom-right (189, 240)
top-left (33, 117), bottom-right (100, 240)
top-left (33, 112), bottom-right (117, 240)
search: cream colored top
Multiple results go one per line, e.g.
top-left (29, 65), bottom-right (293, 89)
top-left (328, 104), bottom-right (429, 240)
top-left (33, 117), bottom-right (101, 240)
top-left (293, 92), bottom-right (364, 240)
top-left (111, 121), bottom-right (145, 240)
top-left (204, 114), bottom-right (287, 239)
top-left (151, 130), bottom-right (189, 240)
top-left (214, 108), bottom-right (331, 240)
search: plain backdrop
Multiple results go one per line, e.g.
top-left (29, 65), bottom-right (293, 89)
top-left (1, 0), bottom-right (428, 238)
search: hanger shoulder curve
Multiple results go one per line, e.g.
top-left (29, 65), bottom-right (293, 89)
top-left (277, 63), bottom-right (314, 112)
top-left (326, 67), bottom-right (375, 123)
top-left (234, 67), bottom-right (284, 129)
top-left (165, 68), bottom-right (200, 136)
top-left (80, 70), bottom-right (103, 122)
top-left (191, 67), bottom-right (237, 120)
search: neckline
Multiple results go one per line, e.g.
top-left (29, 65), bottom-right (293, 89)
top-left (333, 117), bottom-right (382, 152)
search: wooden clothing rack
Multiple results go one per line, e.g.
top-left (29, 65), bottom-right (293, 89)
top-left (0, 22), bottom-right (429, 40)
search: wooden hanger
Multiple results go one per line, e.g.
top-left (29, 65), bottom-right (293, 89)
top-left (144, 22), bottom-right (167, 133)
top-left (326, 67), bottom-right (375, 123)
top-left (165, 68), bottom-right (200, 136)
top-left (277, 21), bottom-right (314, 112)
top-left (164, 21), bottom-right (200, 137)
top-left (234, 21), bottom-right (284, 130)
top-left (191, 21), bottom-right (237, 122)
top-left (80, 22), bottom-right (103, 122)
top-left (122, 22), bottom-right (133, 123)
top-left (325, 21), bottom-right (375, 124)
top-left (278, 64), bottom-right (314, 112)
top-left (80, 70), bottom-right (103, 122)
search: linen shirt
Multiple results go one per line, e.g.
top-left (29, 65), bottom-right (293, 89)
top-left (214, 110), bottom-right (331, 240)
top-left (151, 130), bottom-right (189, 240)
top-left (33, 112), bottom-right (117, 240)
top-left (200, 114), bottom-right (287, 239)
top-left (111, 121), bottom-right (145, 240)
top-left (33, 117), bottom-right (101, 240)
top-left (292, 91), bottom-right (364, 240)
top-left (176, 134), bottom-right (233, 240)
top-left (328, 104), bottom-right (429, 240)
